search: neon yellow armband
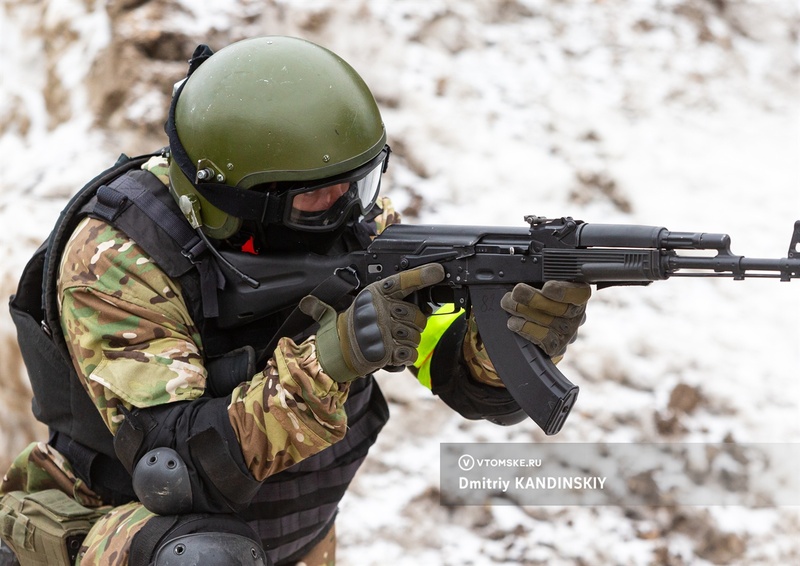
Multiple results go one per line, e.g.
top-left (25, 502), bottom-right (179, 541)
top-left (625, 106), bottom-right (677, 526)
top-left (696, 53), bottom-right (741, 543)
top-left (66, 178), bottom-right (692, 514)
top-left (413, 305), bottom-right (464, 389)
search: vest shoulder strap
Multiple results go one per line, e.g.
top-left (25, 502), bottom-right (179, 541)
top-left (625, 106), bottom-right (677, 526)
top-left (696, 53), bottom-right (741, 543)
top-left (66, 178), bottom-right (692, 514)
top-left (88, 169), bottom-right (223, 319)
top-left (41, 151), bottom-right (164, 347)
top-left (10, 151), bottom-right (162, 462)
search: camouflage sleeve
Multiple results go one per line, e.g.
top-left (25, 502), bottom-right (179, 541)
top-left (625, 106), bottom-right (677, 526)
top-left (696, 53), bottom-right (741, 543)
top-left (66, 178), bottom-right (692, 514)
top-left (59, 217), bottom-right (207, 433)
top-left (59, 217), bottom-right (349, 481)
top-left (461, 314), bottom-right (505, 387)
top-left (373, 196), bottom-right (401, 235)
top-left (227, 337), bottom-right (349, 482)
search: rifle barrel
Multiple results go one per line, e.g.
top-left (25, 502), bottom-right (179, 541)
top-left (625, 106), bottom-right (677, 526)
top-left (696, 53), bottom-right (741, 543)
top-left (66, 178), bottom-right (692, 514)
top-left (668, 255), bottom-right (800, 280)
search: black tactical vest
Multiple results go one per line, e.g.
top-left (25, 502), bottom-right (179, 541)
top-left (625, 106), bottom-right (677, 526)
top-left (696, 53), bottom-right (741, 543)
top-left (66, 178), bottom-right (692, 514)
top-left (9, 154), bottom-right (389, 564)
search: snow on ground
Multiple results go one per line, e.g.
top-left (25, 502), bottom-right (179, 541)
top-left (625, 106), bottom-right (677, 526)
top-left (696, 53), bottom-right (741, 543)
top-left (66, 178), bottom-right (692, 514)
top-left (1, 0), bottom-right (798, 564)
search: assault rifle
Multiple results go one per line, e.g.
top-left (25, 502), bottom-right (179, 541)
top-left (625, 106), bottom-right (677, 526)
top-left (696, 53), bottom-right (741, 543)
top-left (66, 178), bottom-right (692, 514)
top-left (217, 216), bottom-right (800, 435)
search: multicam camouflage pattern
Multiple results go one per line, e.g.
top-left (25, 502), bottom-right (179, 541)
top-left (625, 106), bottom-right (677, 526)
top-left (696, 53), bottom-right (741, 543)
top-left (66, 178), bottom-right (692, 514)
top-left (0, 155), bottom-right (491, 565)
top-left (6, 155), bottom-right (348, 564)
top-left (58, 215), bottom-right (207, 433)
top-left (142, 155), bottom-right (170, 184)
top-left (461, 314), bottom-right (505, 388)
top-left (59, 217), bottom-right (350, 480)
top-left (77, 501), bottom-right (154, 566)
top-left (57, 155), bottom-right (351, 479)
top-left (228, 337), bottom-right (349, 482)
top-left (0, 442), bottom-right (105, 509)
top-left (373, 195), bottom-right (401, 234)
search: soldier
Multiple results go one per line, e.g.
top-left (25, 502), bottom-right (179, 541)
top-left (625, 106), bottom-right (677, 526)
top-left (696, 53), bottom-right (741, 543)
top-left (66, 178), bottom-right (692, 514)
top-left (1, 37), bottom-right (590, 565)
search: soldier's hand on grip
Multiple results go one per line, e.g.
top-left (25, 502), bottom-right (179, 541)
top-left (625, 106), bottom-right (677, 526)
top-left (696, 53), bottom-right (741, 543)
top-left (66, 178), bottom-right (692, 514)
top-left (300, 264), bottom-right (446, 382)
top-left (500, 281), bottom-right (591, 358)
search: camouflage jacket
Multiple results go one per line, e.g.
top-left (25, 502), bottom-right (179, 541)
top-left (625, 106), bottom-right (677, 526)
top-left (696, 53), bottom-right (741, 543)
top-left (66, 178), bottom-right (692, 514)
top-left (53, 156), bottom-right (502, 487)
top-left (1, 156), bottom-right (509, 519)
top-left (56, 158), bottom-right (358, 481)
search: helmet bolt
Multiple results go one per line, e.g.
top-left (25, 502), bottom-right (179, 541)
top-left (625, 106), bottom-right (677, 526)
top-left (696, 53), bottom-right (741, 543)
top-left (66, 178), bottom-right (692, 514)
top-left (322, 154), bottom-right (330, 163)
top-left (196, 168), bottom-right (213, 181)
top-left (215, 173), bottom-right (226, 183)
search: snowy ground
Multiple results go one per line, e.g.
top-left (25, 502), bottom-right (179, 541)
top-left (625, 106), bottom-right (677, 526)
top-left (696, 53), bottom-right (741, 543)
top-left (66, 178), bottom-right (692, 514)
top-left (1, 1), bottom-right (798, 564)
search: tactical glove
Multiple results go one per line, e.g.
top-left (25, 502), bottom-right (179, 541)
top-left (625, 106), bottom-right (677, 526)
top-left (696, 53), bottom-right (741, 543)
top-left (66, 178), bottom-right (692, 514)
top-left (299, 264), bottom-right (446, 382)
top-left (500, 281), bottom-right (591, 358)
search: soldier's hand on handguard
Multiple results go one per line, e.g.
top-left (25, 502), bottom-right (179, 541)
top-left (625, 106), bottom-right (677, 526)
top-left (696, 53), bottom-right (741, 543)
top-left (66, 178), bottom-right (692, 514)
top-left (500, 281), bottom-right (591, 359)
top-left (299, 264), bottom-right (446, 382)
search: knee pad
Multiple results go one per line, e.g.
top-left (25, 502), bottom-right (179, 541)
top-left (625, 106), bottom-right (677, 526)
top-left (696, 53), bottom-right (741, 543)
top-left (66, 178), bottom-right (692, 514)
top-left (153, 532), bottom-right (268, 565)
top-left (130, 513), bottom-right (270, 566)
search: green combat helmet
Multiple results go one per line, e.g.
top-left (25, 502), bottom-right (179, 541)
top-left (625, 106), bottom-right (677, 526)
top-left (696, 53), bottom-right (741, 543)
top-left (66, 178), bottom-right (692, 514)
top-left (166, 36), bottom-right (389, 240)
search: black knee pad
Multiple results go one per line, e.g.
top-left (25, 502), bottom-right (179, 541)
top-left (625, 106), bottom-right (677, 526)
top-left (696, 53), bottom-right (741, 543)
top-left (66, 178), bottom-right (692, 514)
top-left (129, 513), bottom-right (270, 566)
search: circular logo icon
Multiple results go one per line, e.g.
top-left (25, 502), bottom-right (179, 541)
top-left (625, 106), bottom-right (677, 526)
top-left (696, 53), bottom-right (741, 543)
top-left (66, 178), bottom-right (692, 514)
top-left (458, 454), bottom-right (475, 471)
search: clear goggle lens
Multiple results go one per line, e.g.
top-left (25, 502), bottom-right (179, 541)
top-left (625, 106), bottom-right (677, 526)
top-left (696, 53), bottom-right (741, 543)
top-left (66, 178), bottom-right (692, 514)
top-left (283, 148), bottom-right (388, 231)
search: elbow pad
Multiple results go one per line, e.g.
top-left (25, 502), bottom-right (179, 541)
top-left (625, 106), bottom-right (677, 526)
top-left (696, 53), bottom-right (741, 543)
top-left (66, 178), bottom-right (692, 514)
top-left (205, 345), bottom-right (256, 397)
top-left (428, 314), bottom-right (526, 426)
top-left (114, 397), bottom-right (261, 514)
top-left (132, 447), bottom-right (193, 515)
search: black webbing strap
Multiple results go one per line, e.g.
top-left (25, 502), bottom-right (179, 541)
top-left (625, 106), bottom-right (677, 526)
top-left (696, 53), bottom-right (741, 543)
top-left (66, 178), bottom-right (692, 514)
top-left (97, 174), bottom-right (205, 258)
top-left (192, 181), bottom-right (283, 224)
top-left (129, 514), bottom-right (180, 566)
top-left (256, 268), bottom-right (360, 365)
top-left (50, 431), bottom-right (136, 506)
top-left (92, 171), bottom-right (224, 319)
top-left (187, 427), bottom-right (262, 511)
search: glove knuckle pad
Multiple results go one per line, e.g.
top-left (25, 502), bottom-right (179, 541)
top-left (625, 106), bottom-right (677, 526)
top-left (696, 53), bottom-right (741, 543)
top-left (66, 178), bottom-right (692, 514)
top-left (542, 281), bottom-right (591, 305)
top-left (391, 304), bottom-right (409, 318)
top-left (350, 290), bottom-right (386, 364)
top-left (393, 347), bottom-right (416, 364)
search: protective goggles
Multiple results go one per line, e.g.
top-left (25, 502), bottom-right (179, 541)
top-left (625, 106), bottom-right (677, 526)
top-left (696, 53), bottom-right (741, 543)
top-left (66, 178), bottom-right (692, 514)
top-left (278, 145), bottom-right (390, 232)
